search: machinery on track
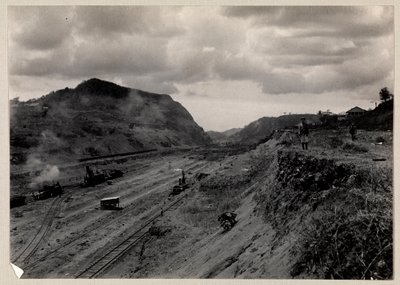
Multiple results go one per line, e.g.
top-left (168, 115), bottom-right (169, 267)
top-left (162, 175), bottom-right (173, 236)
top-left (82, 166), bottom-right (123, 187)
top-left (169, 170), bottom-right (188, 196)
top-left (32, 182), bottom-right (63, 200)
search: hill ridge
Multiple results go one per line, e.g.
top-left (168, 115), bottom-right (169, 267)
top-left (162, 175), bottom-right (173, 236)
top-left (10, 78), bottom-right (211, 166)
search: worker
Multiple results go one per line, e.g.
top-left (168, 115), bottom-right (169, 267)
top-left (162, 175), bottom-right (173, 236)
top-left (299, 117), bottom-right (310, 150)
top-left (349, 123), bottom-right (357, 141)
top-left (182, 170), bottom-right (186, 184)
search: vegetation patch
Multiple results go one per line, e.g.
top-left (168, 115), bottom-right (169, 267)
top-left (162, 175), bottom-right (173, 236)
top-left (254, 150), bottom-right (392, 279)
top-left (342, 141), bottom-right (368, 153)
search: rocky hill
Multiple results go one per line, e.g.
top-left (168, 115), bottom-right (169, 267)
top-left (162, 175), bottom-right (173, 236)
top-left (230, 114), bottom-right (320, 145)
top-left (10, 78), bottom-right (211, 166)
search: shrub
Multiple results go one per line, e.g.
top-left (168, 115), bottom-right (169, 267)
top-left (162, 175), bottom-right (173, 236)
top-left (290, 208), bottom-right (392, 279)
top-left (342, 142), bottom-right (368, 153)
top-left (290, 168), bottom-right (392, 279)
top-left (328, 136), bottom-right (343, 149)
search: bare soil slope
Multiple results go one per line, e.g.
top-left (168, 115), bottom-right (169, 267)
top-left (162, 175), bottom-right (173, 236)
top-left (11, 128), bottom-right (392, 279)
top-left (105, 129), bottom-right (393, 279)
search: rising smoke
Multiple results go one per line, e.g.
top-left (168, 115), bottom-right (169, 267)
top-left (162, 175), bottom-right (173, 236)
top-left (29, 164), bottom-right (60, 188)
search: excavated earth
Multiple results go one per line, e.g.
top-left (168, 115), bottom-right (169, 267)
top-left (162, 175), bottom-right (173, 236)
top-left (10, 128), bottom-right (393, 279)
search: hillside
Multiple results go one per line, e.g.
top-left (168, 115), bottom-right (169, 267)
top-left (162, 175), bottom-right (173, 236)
top-left (207, 128), bottom-right (242, 143)
top-left (102, 128), bottom-right (392, 279)
top-left (354, 100), bottom-right (393, 131)
top-left (10, 78), bottom-right (211, 167)
top-left (230, 114), bottom-right (320, 145)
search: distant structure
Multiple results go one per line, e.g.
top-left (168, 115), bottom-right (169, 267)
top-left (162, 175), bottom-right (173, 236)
top-left (337, 112), bottom-right (347, 121)
top-left (346, 106), bottom-right (366, 117)
top-left (319, 110), bottom-right (334, 116)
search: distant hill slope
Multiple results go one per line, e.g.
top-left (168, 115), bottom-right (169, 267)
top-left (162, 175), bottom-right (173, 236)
top-left (230, 114), bottom-right (320, 145)
top-left (206, 128), bottom-right (242, 143)
top-left (10, 78), bottom-right (211, 165)
top-left (354, 100), bottom-right (393, 131)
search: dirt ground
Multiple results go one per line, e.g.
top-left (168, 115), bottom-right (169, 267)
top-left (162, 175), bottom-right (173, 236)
top-left (10, 128), bottom-right (393, 279)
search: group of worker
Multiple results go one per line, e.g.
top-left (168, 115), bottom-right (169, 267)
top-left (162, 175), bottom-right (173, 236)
top-left (298, 117), bottom-right (357, 150)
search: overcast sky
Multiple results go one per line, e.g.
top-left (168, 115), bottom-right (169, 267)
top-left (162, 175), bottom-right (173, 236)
top-left (8, 6), bottom-right (394, 131)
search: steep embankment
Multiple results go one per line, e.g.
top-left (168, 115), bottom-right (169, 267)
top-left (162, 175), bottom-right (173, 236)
top-left (10, 78), bottom-right (211, 166)
top-left (109, 129), bottom-right (392, 279)
top-left (230, 114), bottom-right (319, 145)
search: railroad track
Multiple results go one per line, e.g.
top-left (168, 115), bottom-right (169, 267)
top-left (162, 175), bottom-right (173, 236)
top-left (21, 189), bottom-right (164, 272)
top-left (22, 163), bottom-right (205, 273)
top-left (75, 193), bottom-right (188, 279)
top-left (21, 161), bottom-right (215, 276)
top-left (12, 194), bottom-right (69, 265)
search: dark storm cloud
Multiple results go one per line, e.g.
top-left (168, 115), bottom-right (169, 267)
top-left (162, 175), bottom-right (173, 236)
top-left (75, 6), bottom-right (150, 35)
top-left (74, 6), bottom-right (184, 38)
top-left (9, 6), bottom-right (73, 50)
top-left (254, 35), bottom-right (358, 56)
top-left (71, 35), bottom-right (169, 77)
top-left (9, 6), bottom-right (174, 82)
top-left (262, 48), bottom-right (392, 95)
top-left (11, 35), bottom-right (169, 79)
top-left (222, 6), bottom-right (393, 38)
top-left (268, 55), bottom-right (346, 67)
top-left (8, 6), bottom-right (394, 100)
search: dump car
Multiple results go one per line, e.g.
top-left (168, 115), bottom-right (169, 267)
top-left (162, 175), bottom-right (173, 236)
top-left (100, 196), bottom-right (121, 210)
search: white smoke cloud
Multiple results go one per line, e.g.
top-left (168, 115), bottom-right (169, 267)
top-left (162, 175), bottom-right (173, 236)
top-left (29, 164), bottom-right (60, 188)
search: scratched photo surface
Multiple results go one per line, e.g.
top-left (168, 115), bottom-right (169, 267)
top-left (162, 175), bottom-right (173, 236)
top-left (8, 6), bottom-right (394, 279)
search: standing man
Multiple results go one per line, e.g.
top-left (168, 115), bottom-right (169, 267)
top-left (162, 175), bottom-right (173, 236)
top-left (181, 170), bottom-right (186, 184)
top-left (349, 123), bottom-right (357, 141)
top-left (299, 117), bottom-right (310, 150)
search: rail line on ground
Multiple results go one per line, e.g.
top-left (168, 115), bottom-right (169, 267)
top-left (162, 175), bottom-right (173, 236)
top-left (12, 194), bottom-right (70, 265)
top-left (22, 162), bottom-right (210, 274)
top-left (75, 192), bottom-right (189, 279)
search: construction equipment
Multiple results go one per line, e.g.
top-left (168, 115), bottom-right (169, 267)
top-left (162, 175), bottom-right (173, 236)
top-left (32, 182), bottom-right (63, 200)
top-left (82, 166), bottom-right (123, 187)
top-left (169, 170), bottom-right (189, 196)
top-left (169, 184), bottom-right (188, 196)
top-left (106, 169), bottom-right (124, 179)
top-left (83, 166), bottom-right (106, 187)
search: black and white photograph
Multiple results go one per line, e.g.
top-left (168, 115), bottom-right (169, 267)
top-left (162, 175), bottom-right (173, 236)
top-left (6, 3), bottom-right (395, 280)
